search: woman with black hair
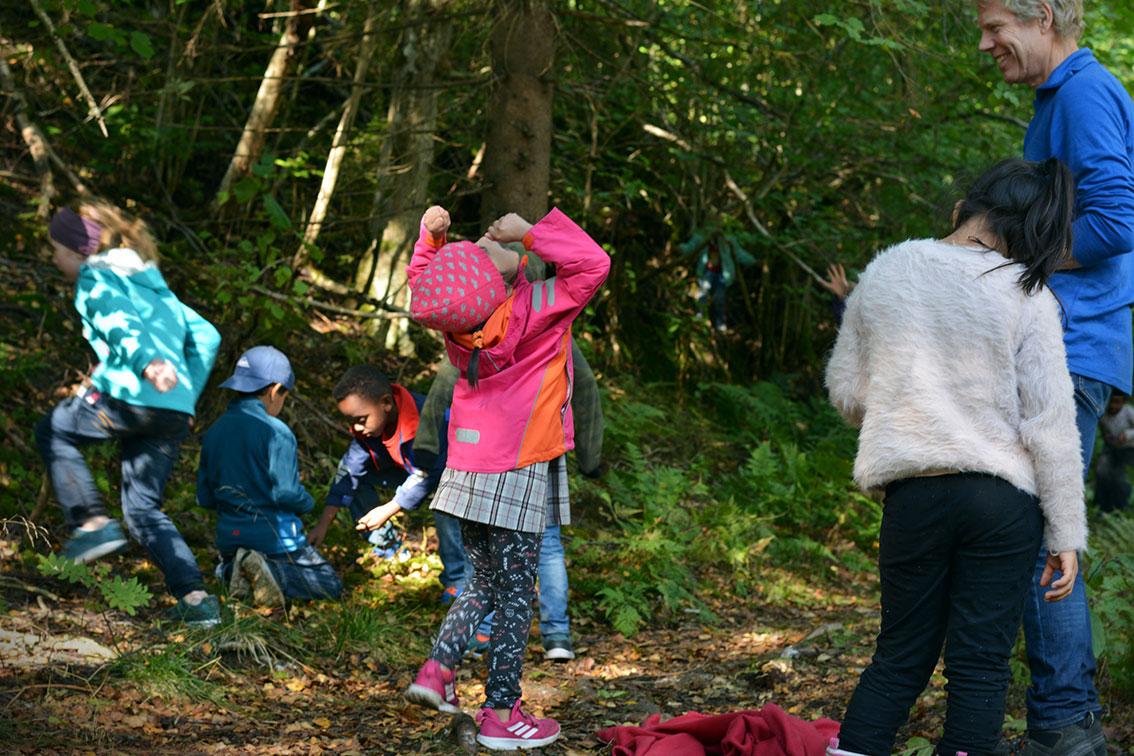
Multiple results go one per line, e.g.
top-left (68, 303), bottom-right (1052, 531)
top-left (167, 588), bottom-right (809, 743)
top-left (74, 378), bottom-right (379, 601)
top-left (824, 158), bottom-right (1087, 756)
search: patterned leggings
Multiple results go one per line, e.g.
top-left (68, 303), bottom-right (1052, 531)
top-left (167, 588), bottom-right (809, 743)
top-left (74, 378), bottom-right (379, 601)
top-left (430, 520), bottom-right (542, 708)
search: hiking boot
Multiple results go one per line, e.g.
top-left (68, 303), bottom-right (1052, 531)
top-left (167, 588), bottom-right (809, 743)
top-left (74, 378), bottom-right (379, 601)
top-left (1024, 712), bottom-right (1106, 756)
top-left (239, 550), bottom-right (285, 608)
top-left (163, 594), bottom-right (222, 629)
top-left (543, 635), bottom-right (575, 662)
top-left (475, 700), bottom-right (560, 750)
top-left (62, 520), bottom-right (127, 563)
top-left (405, 659), bottom-right (460, 713)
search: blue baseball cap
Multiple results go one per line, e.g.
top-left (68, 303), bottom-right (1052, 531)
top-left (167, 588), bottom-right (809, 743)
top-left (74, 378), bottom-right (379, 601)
top-left (219, 346), bottom-right (295, 392)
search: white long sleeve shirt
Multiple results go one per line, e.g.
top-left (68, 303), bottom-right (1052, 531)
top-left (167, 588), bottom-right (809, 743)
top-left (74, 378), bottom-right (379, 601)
top-left (826, 239), bottom-right (1086, 552)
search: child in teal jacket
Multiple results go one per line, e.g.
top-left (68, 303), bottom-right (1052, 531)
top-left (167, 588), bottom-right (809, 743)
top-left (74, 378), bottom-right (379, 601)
top-left (36, 200), bottom-right (222, 627)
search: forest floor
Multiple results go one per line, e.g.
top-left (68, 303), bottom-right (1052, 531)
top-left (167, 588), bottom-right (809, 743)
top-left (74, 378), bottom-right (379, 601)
top-left (1, 525), bottom-right (1132, 755)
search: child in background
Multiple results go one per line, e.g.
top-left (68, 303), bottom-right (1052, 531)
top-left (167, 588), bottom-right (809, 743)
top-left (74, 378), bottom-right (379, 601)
top-left (197, 346), bottom-right (342, 607)
top-left (1095, 393), bottom-right (1134, 512)
top-left (35, 200), bottom-right (223, 627)
top-left (402, 205), bottom-right (609, 751)
top-left (308, 365), bottom-right (463, 599)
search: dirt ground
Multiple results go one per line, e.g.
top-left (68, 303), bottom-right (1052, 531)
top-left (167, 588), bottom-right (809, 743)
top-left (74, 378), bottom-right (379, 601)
top-left (2, 544), bottom-right (1131, 756)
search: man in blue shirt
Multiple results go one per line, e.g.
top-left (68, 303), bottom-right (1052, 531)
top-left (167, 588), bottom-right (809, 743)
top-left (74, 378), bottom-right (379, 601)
top-left (978, 1), bottom-right (1134, 753)
top-left (198, 346), bottom-right (342, 606)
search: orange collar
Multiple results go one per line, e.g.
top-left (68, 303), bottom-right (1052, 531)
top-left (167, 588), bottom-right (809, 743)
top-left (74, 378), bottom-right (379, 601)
top-left (451, 291), bottom-right (516, 351)
top-left (382, 384), bottom-right (419, 470)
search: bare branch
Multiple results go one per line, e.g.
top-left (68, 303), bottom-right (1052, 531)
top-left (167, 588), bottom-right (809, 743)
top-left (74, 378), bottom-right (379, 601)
top-left (27, 0), bottom-right (109, 138)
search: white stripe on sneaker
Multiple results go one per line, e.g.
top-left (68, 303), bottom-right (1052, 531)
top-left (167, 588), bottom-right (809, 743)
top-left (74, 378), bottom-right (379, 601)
top-left (507, 722), bottom-right (527, 734)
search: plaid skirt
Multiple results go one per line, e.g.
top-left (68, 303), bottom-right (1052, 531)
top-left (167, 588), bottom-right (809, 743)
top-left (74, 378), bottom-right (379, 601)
top-left (430, 455), bottom-right (570, 533)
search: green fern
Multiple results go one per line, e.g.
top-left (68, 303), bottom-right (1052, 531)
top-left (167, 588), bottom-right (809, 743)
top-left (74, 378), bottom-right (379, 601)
top-left (100, 575), bottom-right (152, 616)
top-left (37, 552), bottom-right (96, 587)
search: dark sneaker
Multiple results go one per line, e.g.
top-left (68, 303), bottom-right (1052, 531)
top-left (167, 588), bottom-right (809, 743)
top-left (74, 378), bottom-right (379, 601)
top-left (239, 550), bottom-right (285, 608)
top-left (164, 595), bottom-right (222, 628)
top-left (62, 520), bottom-right (128, 563)
top-left (475, 700), bottom-right (560, 750)
top-left (440, 585), bottom-right (463, 605)
top-left (405, 659), bottom-right (460, 713)
top-left (543, 635), bottom-right (575, 662)
top-left (1025, 712), bottom-right (1106, 756)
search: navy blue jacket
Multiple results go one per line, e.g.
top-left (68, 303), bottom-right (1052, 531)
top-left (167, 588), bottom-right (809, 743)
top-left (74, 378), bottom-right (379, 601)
top-left (197, 397), bottom-right (313, 555)
top-left (326, 385), bottom-right (448, 510)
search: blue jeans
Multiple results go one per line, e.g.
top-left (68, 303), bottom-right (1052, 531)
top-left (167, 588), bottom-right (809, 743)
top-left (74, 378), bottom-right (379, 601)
top-left (346, 468), bottom-right (469, 588)
top-left (220, 545), bottom-right (342, 601)
top-left (1022, 373), bottom-right (1106, 729)
top-left (480, 524), bottom-right (570, 640)
top-left (35, 390), bottom-right (205, 598)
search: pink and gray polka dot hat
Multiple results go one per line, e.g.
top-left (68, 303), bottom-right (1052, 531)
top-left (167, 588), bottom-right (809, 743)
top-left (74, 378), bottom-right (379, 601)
top-left (411, 241), bottom-right (507, 333)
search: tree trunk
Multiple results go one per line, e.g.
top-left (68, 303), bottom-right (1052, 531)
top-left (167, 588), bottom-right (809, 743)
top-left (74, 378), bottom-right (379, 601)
top-left (478, 0), bottom-right (555, 228)
top-left (212, 0), bottom-right (304, 209)
top-left (294, 5), bottom-right (381, 266)
top-left (354, 0), bottom-right (451, 353)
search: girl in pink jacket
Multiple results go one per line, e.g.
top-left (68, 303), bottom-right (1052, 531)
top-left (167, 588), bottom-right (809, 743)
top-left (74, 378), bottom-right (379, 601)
top-left (400, 205), bottom-right (609, 750)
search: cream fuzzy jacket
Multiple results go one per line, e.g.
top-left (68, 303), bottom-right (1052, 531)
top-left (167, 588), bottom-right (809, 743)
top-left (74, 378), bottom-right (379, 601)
top-left (826, 239), bottom-right (1087, 552)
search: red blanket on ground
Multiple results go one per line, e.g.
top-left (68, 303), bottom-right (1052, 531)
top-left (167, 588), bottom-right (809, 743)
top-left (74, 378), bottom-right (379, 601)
top-left (595, 705), bottom-right (840, 756)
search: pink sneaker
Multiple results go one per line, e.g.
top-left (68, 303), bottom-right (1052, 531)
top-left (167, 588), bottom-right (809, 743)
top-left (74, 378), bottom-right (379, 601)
top-left (404, 659), bottom-right (460, 713)
top-left (475, 700), bottom-right (560, 750)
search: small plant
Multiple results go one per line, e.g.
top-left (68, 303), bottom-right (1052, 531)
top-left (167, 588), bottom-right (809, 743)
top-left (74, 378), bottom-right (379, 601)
top-left (37, 552), bottom-right (152, 616)
top-left (1084, 510), bottom-right (1134, 696)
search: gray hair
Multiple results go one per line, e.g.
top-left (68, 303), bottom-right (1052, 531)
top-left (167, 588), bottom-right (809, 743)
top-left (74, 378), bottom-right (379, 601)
top-left (981, 0), bottom-right (1084, 40)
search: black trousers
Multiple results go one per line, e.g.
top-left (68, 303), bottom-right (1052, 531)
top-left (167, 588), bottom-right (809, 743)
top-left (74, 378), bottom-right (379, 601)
top-left (839, 473), bottom-right (1043, 756)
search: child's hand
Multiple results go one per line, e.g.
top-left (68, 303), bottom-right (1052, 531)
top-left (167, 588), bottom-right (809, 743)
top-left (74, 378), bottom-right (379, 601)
top-left (423, 206), bottom-right (451, 236)
top-left (308, 520), bottom-right (329, 550)
top-left (356, 501), bottom-right (402, 532)
top-left (485, 213), bottom-right (533, 244)
top-left (1040, 550), bottom-right (1078, 602)
top-left (143, 359), bottom-right (178, 392)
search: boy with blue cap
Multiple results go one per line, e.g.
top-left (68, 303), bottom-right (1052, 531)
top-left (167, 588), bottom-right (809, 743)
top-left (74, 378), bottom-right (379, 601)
top-left (197, 346), bottom-right (342, 606)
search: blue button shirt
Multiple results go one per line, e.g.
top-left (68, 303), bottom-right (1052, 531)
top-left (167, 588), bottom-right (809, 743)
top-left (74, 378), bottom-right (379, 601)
top-left (1024, 49), bottom-right (1134, 393)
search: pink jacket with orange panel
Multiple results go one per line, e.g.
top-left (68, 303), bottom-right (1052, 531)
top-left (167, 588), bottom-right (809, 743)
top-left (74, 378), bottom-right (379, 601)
top-left (407, 208), bottom-right (611, 473)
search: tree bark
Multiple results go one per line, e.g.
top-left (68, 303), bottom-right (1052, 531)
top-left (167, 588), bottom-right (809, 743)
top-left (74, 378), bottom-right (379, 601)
top-left (294, 5), bottom-right (381, 266)
top-left (479, 0), bottom-right (555, 227)
top-left (0, 55), bottom-right (55, 216)
top-left (212, 0), bottom-right (305, 209)
top-left (354, 0), bottom-right (451, 352)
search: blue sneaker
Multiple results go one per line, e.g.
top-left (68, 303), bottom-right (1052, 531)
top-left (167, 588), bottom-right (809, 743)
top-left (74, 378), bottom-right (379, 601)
top-left (62, 520), bottom-right (128, 563)
top-left (440, 585), bottom-right (463, 605)
top-left (464, 632), bottom-right (491, 660)
top-left (368, 522), bottom-right (407, 560)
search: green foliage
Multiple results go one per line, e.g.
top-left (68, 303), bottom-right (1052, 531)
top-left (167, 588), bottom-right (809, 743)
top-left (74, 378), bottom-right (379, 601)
top-left (573, 380), bottom-right (874, 635)
top-left (38, 553), bottom-right (152, 616)
top-left (1084, 511), bottom-right (1134, 695)
top-left (114, 645), bottom-right (222, 703)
